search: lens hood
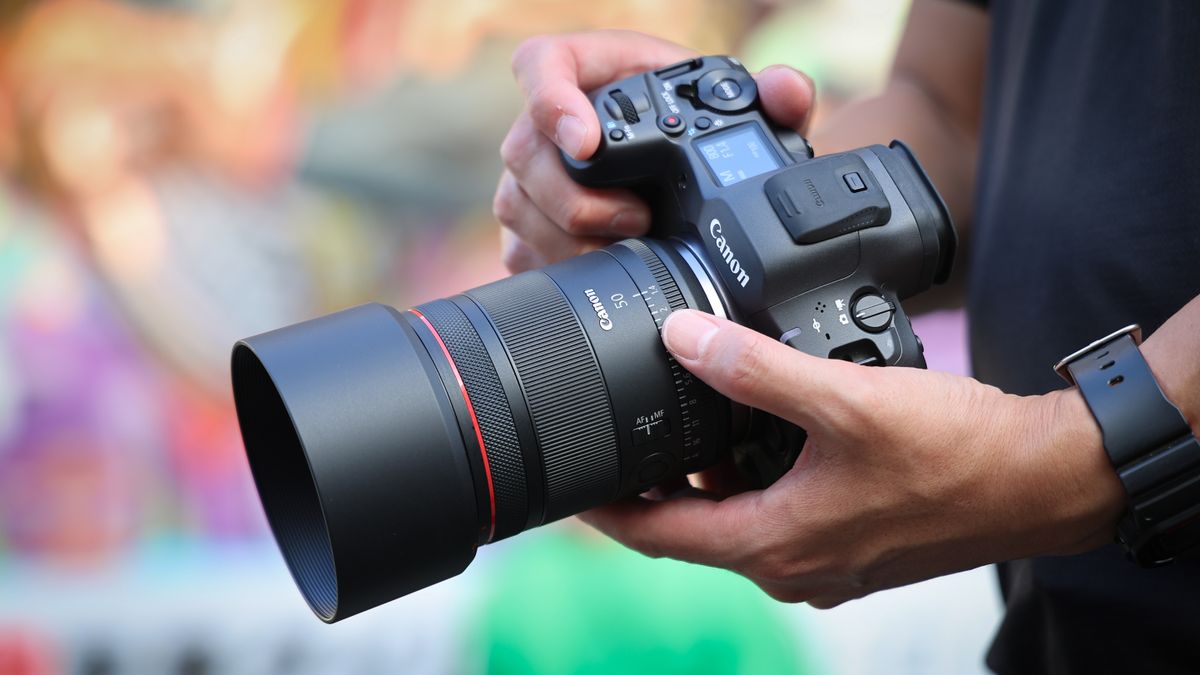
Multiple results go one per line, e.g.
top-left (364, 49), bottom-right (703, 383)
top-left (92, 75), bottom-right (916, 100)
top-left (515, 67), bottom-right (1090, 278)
top-left (232, 303), bottom-right (480, 622)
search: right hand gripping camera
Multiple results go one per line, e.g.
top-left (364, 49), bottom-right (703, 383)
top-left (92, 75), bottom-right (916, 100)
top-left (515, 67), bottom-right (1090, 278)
top-left (230, 55), bottom-right (956, 622)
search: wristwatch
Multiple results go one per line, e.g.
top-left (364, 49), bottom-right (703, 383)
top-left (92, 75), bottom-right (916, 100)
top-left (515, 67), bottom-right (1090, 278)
top-left (1054, 325), bottom-right (1200, 566)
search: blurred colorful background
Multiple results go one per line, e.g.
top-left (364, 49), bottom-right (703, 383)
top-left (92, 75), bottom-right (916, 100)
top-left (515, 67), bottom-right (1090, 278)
top-left (0, 1), bottom-right (996, 673)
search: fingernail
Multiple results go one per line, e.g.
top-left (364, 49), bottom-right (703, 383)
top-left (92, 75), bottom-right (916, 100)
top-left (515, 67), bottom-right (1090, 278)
top-left (609, 209), bottom-right (651, 237)
top-left (554, 114), bottom-right (587, 157)
top-left (662, 310), bottom-right (719, 361)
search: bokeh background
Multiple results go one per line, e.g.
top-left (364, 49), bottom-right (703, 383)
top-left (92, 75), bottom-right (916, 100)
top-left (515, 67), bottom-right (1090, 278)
top-left (0, 1), bottom-right (997, 673)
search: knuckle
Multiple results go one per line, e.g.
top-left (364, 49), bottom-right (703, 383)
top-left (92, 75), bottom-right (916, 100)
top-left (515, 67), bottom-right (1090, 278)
top-left (558, 198), bottom-right (599, 234)
top-left (499, 247), bottom-right (519, 272)
top-left (754, 545), bottom-right (808, 583)
top-left (741, 549), bottom-right (782, 582)
top-left (739, 515), bottom-right (801, 582)
top-left (491, 179), bottom-right (521, 227)
top-left (500, 241), bottom-right (531, 273)
top-left (574, 240), bottom-right (603, 258)
top-left (825, 365), bottom-right (882, 434)
top-left (525, 81), bottom-right (557, 118)
top-left (510, 35), bottom-right (553, 76)
top-left (498, 127), bottom-right (535, 174)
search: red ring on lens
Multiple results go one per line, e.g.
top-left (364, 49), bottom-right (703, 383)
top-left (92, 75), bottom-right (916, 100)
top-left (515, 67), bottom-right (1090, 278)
top-left (409, 309), bottom-right (496, 542)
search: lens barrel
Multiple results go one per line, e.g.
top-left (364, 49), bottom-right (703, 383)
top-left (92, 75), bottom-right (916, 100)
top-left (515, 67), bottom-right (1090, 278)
top-left (232, 239), bottom-right (731, 622)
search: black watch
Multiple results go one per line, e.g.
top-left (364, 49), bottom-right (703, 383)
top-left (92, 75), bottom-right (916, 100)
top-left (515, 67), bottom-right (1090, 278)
top-left (1054, 325), bottom-right (1200, 566)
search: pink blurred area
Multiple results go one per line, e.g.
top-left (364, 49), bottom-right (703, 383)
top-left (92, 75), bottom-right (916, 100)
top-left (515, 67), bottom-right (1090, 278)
top-left (0, 2), bottom-right (988, 674)
top-left (914, 310), bottom-right (969, 376)
top-left (0, 0), bottom-right (769, 567)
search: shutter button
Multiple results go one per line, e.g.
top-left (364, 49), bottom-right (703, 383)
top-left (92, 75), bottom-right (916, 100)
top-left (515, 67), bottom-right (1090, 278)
top-left (712, 79), bottom-right (741, 100)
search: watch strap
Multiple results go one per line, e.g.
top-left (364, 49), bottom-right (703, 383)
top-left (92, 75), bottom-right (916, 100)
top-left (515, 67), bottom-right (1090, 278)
top-left (1056, 326), bottom-right (1200, 566)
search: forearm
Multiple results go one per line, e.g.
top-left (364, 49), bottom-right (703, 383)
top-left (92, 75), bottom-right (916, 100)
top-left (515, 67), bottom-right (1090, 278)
top-left (810, 84), bottom-right (976, 311)
top-left (809, 79), bottom-right (979, 242)
top-left (806, 0), bottom-right (986, 311)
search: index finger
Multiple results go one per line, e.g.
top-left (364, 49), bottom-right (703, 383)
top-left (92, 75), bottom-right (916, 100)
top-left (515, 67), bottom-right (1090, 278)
top-left (511, 30), bottom-right (696, 159)
top-left (578, 489), bottom-right (760, 569)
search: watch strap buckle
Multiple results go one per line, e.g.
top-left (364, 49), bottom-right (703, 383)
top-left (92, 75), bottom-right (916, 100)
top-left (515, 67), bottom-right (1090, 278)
top-left (1053, 324), bottom-right (1143, 385)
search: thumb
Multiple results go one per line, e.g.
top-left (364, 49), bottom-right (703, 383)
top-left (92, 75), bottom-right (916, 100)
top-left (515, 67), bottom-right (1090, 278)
top-left (755, 65), bottom-right (816, 134)
top-left (660, 309), bottom-right (855, 427)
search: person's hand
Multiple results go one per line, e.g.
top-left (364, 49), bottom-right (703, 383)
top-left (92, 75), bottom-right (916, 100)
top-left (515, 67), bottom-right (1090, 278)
top-left (495, 30), bottom-right (815, 272)
top-left (582, 310), bottom-right (1127, 608)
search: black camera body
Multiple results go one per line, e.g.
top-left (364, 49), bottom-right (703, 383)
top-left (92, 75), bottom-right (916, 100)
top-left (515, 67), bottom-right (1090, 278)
top-left (230, 55), bottom-right (956, 623)
top-left (565, 55), bottom-right (954, 369)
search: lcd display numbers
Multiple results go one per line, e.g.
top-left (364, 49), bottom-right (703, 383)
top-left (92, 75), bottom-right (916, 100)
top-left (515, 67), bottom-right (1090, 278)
top-left (696, 124), bottom-right (781, 187)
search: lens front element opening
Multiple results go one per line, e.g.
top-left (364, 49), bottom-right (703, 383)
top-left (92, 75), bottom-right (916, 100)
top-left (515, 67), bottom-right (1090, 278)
top-left (232, 344), bottom-right (339, 621)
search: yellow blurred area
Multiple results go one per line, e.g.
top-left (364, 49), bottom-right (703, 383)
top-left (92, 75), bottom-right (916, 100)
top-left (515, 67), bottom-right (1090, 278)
top-left (0, 0), bottom-right (759, 196)
top-left (0, 0), bottom-right (909, 392)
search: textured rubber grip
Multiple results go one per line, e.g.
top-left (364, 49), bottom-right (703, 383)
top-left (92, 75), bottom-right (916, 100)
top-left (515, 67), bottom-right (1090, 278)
top-left (416, 299), bottom-right (527, 541)
top-left (469, 272), bottom-right (619, 523)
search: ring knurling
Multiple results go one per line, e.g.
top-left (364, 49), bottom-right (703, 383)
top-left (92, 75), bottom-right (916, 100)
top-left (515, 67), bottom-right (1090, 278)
top-left (469, 272), bottom-right (619, 523)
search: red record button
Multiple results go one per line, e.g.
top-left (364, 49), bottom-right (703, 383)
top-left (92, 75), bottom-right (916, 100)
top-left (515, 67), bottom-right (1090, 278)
top-left (659, 114), bottom-right (685, 136)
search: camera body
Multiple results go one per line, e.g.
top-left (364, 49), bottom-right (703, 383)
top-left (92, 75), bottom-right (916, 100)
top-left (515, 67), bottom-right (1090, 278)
top-left (564, 55), bottom-right (954, 369)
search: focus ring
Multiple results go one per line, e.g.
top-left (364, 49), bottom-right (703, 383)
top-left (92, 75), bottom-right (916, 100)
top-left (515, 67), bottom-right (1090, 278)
top-left (416, 299), bottom-right (527, 541)
top-left (469, 272), bottom-right (619, 523)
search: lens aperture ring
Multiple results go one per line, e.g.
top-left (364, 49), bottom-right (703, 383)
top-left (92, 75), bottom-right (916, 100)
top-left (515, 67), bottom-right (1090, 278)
top-left (415, 300), bottom-right (528, 542)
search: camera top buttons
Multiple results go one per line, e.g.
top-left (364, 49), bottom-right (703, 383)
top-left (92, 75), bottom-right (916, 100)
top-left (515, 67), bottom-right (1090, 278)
top-left (695, 68), bottom-right (757, 113)
top-left (659, 114), bottom-right (685, 136)
top-left (852, 293), bottom-right (895, 332)
top-left (605, 90), bottom-right (650, 124)
top-left (694, 116), bottom-right (712, 130)
top-left (603, 98), bottom-right (623, 121)
top-left (712, 78), bottom-right (742, 100)
top-left (608, 129), bottom-right (625, 142)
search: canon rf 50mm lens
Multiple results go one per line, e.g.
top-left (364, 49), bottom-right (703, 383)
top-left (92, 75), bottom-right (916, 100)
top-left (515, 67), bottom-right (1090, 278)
top-left (232, 239), bottom-right (735, 622)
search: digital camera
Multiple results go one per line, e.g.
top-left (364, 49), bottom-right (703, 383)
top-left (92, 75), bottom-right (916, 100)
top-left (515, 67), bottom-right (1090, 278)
top-left (231, 55), bottom-right (956, 622)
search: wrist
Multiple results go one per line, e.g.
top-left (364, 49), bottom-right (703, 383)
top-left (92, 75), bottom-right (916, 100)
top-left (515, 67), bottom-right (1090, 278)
top-left (1025, 387), bottom-right (1126, 554)
top-left (1140, 332), bottom-right (1200, 440)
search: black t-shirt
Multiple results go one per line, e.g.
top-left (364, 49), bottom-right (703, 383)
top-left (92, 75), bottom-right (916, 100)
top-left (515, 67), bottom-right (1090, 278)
top-left (962, 0), bottom-right (1200, 673)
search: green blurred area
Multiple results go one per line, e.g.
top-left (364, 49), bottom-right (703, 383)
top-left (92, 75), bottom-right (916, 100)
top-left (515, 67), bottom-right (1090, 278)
top-left (469, 530), bottom-right (818, 675)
